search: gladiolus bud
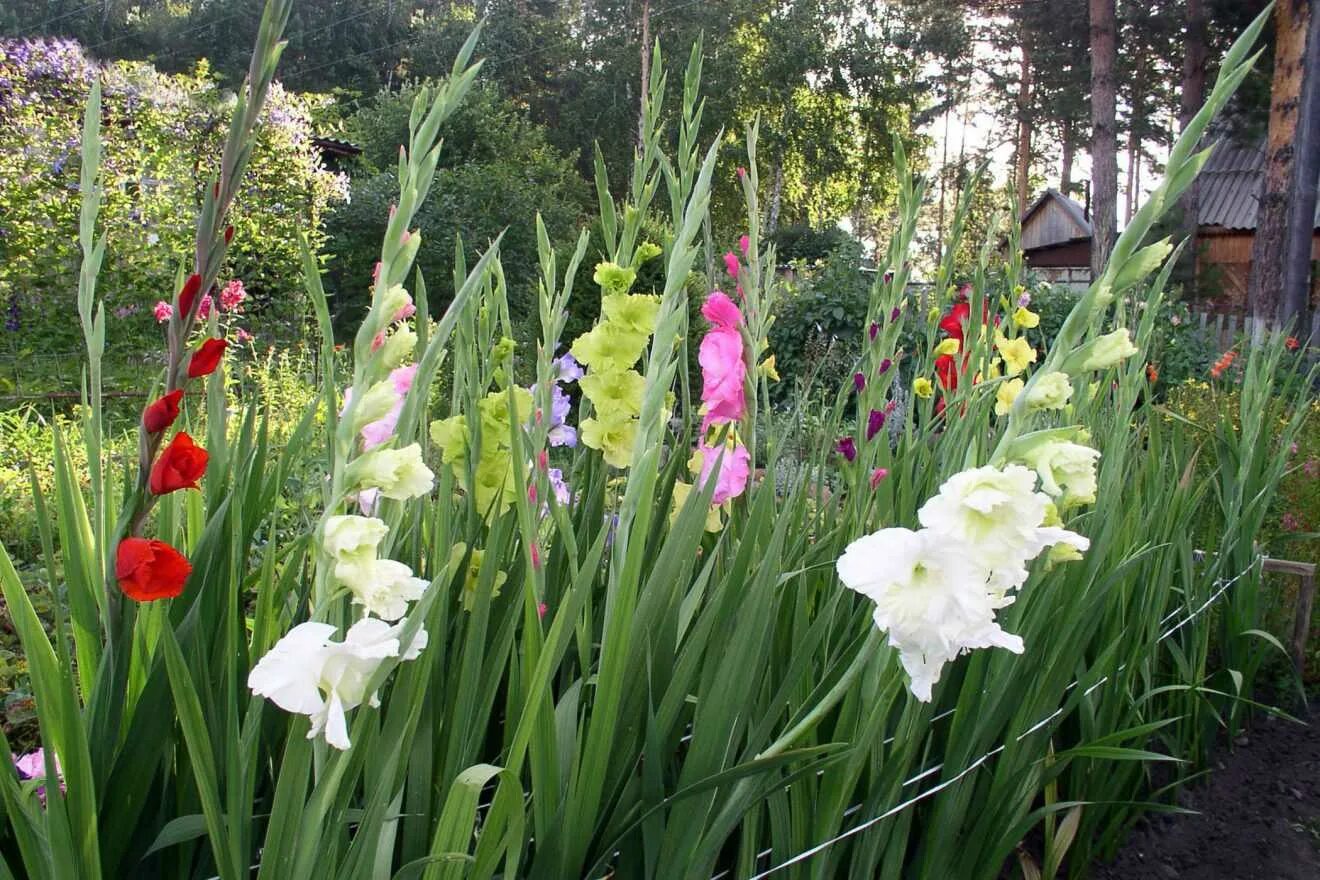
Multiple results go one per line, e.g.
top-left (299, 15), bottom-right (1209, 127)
top-left (866, 409), bottom-right (885, 440)
top-left (177, 274), bottom-right (203, 316)
top-left (837, 437), bottom-right (857, 462)
top-left (224, 225), bottom-right (234, 245)
top-left (143, 389), bottom-right (184, 433)
top-left (869, 467), bottom-right (889, 489)
top-left (187, 338), bottom-right (228, 378)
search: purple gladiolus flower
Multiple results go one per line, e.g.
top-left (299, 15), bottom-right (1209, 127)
top-left (866, 409), bottom-right (885, 441)
top-left (879, 358), bottom-right (892, 374)
top-left (869, 321), bottom-right (879, 341)
top-left (853, 372), bottom-right (866, 393)
top-left (836, 437), bottom-right (857, 462)
top-left (890, 307), bottom-right (901, 322)
top-left (547, 384), bottom-right (577, 448)
top-left (553, 352), bottom-right (583, 383)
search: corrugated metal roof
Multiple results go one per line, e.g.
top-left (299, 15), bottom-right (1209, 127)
top-left (1197, 138), bottom-right (1320, 230)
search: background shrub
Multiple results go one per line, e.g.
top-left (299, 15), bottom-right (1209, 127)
top-left (0, 39), bottom-right (347, 379)
top-left (323, 83), bottom-right (586, 334)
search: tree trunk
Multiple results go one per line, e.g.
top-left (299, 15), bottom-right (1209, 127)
top-left (1126, 82), bottom-right (1141, 223)
top-left (1089, 0), bottom-right (1119, 278)
top-left (638, 0), bottom-right (651, 145)
top-left (1061, 118), bottom-right (1075, 196)
top-left (1281, 0), bottom-right (1320, 331)
top-left (1015, 36), bottom-right (1034, 210)
top-left (1178, 0), bottom-right (1208, 296)
top-left (1248, 0), bottom-right (1311, 320)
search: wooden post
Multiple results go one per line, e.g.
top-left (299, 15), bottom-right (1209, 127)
top-left (1263, 557), bottom-right (1318, 674)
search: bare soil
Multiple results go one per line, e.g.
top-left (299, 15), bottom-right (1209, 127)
top-left (1093, 704), bottom-right (1320, 879)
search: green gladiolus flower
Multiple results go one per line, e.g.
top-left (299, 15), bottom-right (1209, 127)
top-left (593, 261), bottom-right (637, 297)
top-left (579, 368), bottom-right (645, 418)
top-left (570, 321), bottom-right (648, 373)
top-left (602, 293), bottom-right (661, 336)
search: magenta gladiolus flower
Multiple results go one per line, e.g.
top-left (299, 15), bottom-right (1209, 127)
top-left (853, 372), bottom-right (866, 393)
top-left (866, 409), bottom-right (885, 440)
top-left (879, 358), bottom-right (892, 374)
top-left (724, 251), bottom-right (740, 279)
top-left (869, 322), bottom-right (879, 341)
top-left (890, 306), bottom-right (901, 322)
top-left (697, 441), bottom-right (751, 505)
top-left (154, 300), bottom-right (174, 323)
top-left (739, 234), bottom-right (750, 257)
top-left (837, 437), bottom-right (857, 462)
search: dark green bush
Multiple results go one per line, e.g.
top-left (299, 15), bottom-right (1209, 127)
top-left (324, 84), bottom-right (586, 334)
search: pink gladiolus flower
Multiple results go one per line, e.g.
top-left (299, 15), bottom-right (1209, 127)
top-left (537, 602), bottom-right (548, 619)
top-left (736, 167), bottom-right (747, 180)
top-left (530, 543), bottom-right (542, 570)
top-left (392, 302), bottom-right (416, 322)
top-left (870, 467), bottom-right (889, 489)
top-left (699, 291), bottom-right (747, 431)
top-left (154, 300), bottom-right (174, 323)
top-left (372, 261), bottom-right (383, 283)
top-left (702, 291), bottom-right (743, 329)
top-left (739, 234), bottom-right (750, 257)
top-left (724, 251), bottom-right (740, 279)
top-left (537, 449), bottom-right (549, 470)
top-left (697, 441), bottom-right (751, 505)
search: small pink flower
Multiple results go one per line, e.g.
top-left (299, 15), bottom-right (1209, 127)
top-left (197, 294), bottom-right (213, 320)
top-left (736, 167), bottom-right (747, 180)
top-left (1281, 512), bottom-right (1301, 531)
top-left (537, 450), bottom-right (549, 470)
top-left (235, 327), bottom-right (254, 342)
top-left (528, 483), bottom-right (538, 504)
top-left (153, 300), bottom-right (174, 323)
top-left (537, 601), bottom-right (548, 619)
top-left (530, 543), bottom-right (542, 570)
top-left (739, 234), bottom-right (750, 257)
top-left (869, 467), bottom-right (889, 489)
top-left (219, 279), bottom-right (246, 311)
top-left (1303, 458), bottom-right (1318, 478)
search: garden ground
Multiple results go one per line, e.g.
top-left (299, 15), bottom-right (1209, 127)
top-left (1095, 698), bottom-right (1320, 879)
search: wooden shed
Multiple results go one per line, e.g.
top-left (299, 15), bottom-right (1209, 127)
top-left (1194, 139), bottom-right (1320, 307)
top-left (1019, 189), bottom-right (1093, 289)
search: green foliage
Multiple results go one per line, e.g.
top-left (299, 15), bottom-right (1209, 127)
top-left (324, 84), bottom-right (585, 332)
top-left (770, 223), bottom-right (857, 263)
top-left (0, 39), bottom-right (346, 363)
top-left (767, 241), bottom-right (872, 400)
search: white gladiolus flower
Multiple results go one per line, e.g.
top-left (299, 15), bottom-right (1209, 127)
top-left (837, 527), bottom-right (1024, 701)
top-left (323, 515), bottom-right (388, 562)
top-left (1022, 441), bottom-right (1101, 508)
top-left (341, 558), bottom-right (429, 621)
top-left (248, 617), bottom-right (428, 749)
top-left (352, 380), bottom-right (401, 431)
top-left (839, 464), bottom-right (1092, 701)
top-left (347, 443), bottom-right (435, 500)
top-left (1027, 372), bottom-right (1073, 410)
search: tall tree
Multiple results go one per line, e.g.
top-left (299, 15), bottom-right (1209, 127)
top-left (1280, 0), bottom-right (1319, 329)
top-left (1248, 0), bottom-right (1312, 320)
top-left (1089, 0), bottom-right (1119, 277)
top-left (1013, 27), bottom-right (1034, 210)
top-left (1177, 0), bottom-right (1209, 294)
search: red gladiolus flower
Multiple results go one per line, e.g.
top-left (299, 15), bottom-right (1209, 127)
top-left (116, 538), bottom-right (191, 602)
top-left (224, 225), bottom-right (234, 245)
top-left (939, 302), bottom-right (970, 341)
top-left (143, 389), bottom-right (184, 433)
top-left (177, 274), bottom-right (203, 316)
top-left (149, 432), bottom-right (209, 495)
top-left (187, 338), bottom-right (228, 378)
top-left (934, 354), bottom-right (960, 391)
top-left (1285, 336), bottom-right (1300, 351)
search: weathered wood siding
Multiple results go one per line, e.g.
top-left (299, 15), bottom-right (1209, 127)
top-left (1021, 198), bottom-right (1088, 251)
